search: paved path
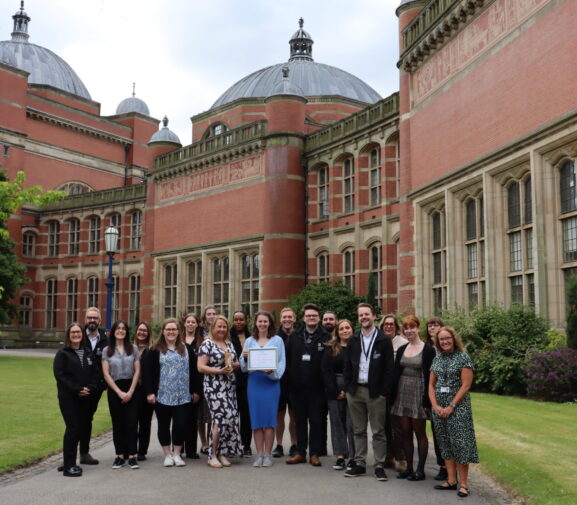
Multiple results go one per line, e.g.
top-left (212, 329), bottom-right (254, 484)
top-left (0, 349), bottom-right (514, 505)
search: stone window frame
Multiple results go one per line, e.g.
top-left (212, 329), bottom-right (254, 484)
top-left (186, 258), bottom-right (203, 316)
top-left (367, 240), bottom-right (383, 303)
top-left (211, 255), bottom-right (230, 317)
top-left (88, 215), bottom-right (101, 254)
top-left (22, 230), bottom-right (36, 257)
top-left (318, 164), bottom-right (329, 220)
top-left (47, 220), bottom-right (60, 257)
top-left (430, 207), bottom-right (447, 315)
top-left (66, 277), bottom-right (79, 326)
top-left (464, 194), bottom-right (485, 310)
top-left (68, 218), bottom-right (80, 256)
top-left (341, 245), bottom-right (355, 292)
top-left (343, 157), bottom-right (355, 214)
top-left (369, 147), bottom-right (381, 207)
top-left (19, 293), bottom-right (33, 327)
top-left (46, 277), bottom-right (58, 329)
top-left (129, 210), bottom-right (142, 250)
top-left (316, 249), bottom-right (329, 283)
top-left (87, 276), bottom-right (99, 309)
top-left (163, 263), bottom-right (178, 319)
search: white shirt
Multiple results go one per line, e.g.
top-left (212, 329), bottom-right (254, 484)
top-left (358, 327), bottom-right (377, 384)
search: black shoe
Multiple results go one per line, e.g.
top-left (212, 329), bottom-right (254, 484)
top-left (346, 458), bottom-right (355, 470)
top-left (80, 453), bottom-right (99, 465)
top-left (332, 457), bottom-right (346, 470)
top-left (57, 465), bottom-right (64, 472)
top-left (397, 469), bottom-right (413, 479)
top-left (63, 466), bottom-right (82, 477)
top-left (434, 481), bottom-right (458, 490)
top-left (344, 464), bottom-right (366, 477)
top-left (128, 457), bottom-right (139, 469)
top-left (407, 470), bottom-right (425, 481)
top-left (457, 486), bottom-right (470, 498)
top-left (243, 448), bottom-right (252, 458)
top-left (374, 466), bottom-right (388, 481)
top-left (186, 452), bottom-right (200, 460)
top-left (111, 457), bottom-right (125, 469)
top-left (137, 454), bottom-right (147, 461)
top-left (272, 444), bottom-right (284, 458)
top-left (434, 466), bottom-right (448, 481)
top-left (288, 444), bottom-right (297, 457)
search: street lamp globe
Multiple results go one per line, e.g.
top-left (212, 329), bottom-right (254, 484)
top-left (104, 226), bottom-right (119, 254)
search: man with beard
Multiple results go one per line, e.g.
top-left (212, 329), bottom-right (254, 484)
top-left (343, 303), bottom-right (394, 481)
top-left (272, 307), bottom-right (298, 458)
top-left (80, 307), bottom-right (108, 465)
top-left (322, 311), bottom-right (337, 338)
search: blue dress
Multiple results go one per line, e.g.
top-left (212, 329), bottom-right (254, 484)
top-left (240, 335), bottom-right (286, 429)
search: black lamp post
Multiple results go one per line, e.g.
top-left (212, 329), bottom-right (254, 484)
top-left (104, 226), bottom-right (119, 333)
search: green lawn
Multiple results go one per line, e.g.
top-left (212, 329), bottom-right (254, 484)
top-left (0, 355), bottom-right (111, 473)
top-left (472, 392), bottom-right (577, 505)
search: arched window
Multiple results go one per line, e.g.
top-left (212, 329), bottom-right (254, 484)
top-left (68, 218), bottom-right (80, 255)
top-left (317, 252), bottom-right (329, 282)
top-left (318, 166), bottom-right (329, 219)
top-left (130, 211), bottom-right (142, 249)
top-left (47, 221), bottom-right (60, 257)
top-left (343, 249), bottom-right (355, 291)
top-left (343, 158), bottom-right (355, 214)
top-left (58, 181), bottom-right (92, 195)
top-left (369, 148), bottom-right (381, 206)
top-left (241, 253), bottom-right (260, 316)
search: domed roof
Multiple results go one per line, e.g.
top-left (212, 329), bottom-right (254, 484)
top-left (149, 116), bottom-right (181, 145)
top-left (0, 2), bottom-right (91, 99)
top-left (116, 84), bottom-right (150, 115)
top-left (211, 18), bottom-right (381, 109)
top-left (267, 67), bottom-right (305, 99)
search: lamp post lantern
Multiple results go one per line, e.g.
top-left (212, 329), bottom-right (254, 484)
top-left (104, 226), bottom-right (119, 333)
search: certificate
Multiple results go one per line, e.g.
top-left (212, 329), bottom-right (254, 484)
top-left (248, 347), bottom-right (278, 371)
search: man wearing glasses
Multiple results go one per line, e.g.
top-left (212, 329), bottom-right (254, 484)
top-left (285, 303), bottom-right (330, 467)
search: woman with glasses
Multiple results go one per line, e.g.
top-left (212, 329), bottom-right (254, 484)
top-left (134, 321), bottom-right (154, 461)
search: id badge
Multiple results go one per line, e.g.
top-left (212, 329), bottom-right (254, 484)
top-left (302, 354), bottom-right (311, 362)
top-left (440, 386), bottom-right (450, 393)
top-left (360, 362), bottom-right (369, 374)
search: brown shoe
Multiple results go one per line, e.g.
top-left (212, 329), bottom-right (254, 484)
top-left (286, 454), bottom-right (306, 465)
top-left (310, 455), bottom-right (322, 467)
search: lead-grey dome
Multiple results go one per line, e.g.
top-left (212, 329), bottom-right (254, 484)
top-left (149, 116), bottom-right (181, 145)
top-left (212, 19), bottom-right (380, 109)
top-left (0, 2), bottom-right (91, 99)
top-left (116, 84), bottom-right (150, 115)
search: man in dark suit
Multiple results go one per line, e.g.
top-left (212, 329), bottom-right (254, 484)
top-left (343, 303), bottom-right (394, 481)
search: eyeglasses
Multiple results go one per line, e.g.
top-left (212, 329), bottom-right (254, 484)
top-left (383, 323), bottom-right (395, 327)
top-left (164, 328), bottom-right (179, 333)
top-left (304, 314), bottom-right (319, 318)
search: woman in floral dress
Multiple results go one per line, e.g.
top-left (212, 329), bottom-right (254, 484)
top-left (429, 327), bottom-right (479, 498)
top-left (198, 315), bottom-right (243, 468)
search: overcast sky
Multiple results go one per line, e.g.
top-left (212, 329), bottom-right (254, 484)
top-left (1, 0), bottom-right (402, 144)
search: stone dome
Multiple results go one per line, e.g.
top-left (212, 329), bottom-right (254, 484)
top-left (0, 2), bottom-right (91, 99)
top-left (211, 18), bottom-right (381, 109)
top-left (148, 116), bottom-right (181, 145)
top-left (116, 84), bottom-right (150, 115)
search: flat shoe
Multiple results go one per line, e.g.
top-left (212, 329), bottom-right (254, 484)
top-left (208, 457), bottom-right (223, 468)
top-left (434, 481), bottom-right (458, 490)
top-left (218, 455), bottom-right (232, 467)
top-left (458, 486), bottom-right (470, 497)
top-left (408, 470), bottom-right (425, 481)
top-left (397, 469), bottom-right (413, 479)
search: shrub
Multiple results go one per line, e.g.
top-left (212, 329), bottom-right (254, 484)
top-left (566, 274), bottom-right (577, 350)
top-left (525, 348), bottom-right (577, 402)
top-left (546, 328), bottom-right (567, 350)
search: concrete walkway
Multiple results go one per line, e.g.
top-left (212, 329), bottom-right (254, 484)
top-left (0, 349), bottom-right (514, 505)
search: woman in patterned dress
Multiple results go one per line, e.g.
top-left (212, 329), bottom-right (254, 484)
top-left (429, 327), bottom-right (479, 498)
top-left (198, 315), bottom-right (243, 468)
top-left (391, 315), bottom-right (436, 481)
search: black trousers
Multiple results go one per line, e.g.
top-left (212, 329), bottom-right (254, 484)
top-left (236, 384), bottom-right (252, 451)
top-left (290, 387), bottom-right (324, 457)
top-left (155, 402), bottom-right (189, 447)
top-left (58, 395), bottom-right (91, 468)
top-left (107, 379), bottom-right (138, 457)
top-left (135, 385), bottom-right (154, 457)
top-left (79, 388), bottom-right (103, 455)
top-left (183, 400), bottom-right (199, 456)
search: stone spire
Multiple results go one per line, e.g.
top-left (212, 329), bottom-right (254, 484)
top-left (11, 1), bottom-right (30, 42)
top-left (289, 18), bottom-right (314, 62)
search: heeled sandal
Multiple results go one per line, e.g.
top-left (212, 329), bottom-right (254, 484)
top-left (434, 481), bottom-right (458, 490)
top-left (457, 486), bottom-right (469, 497)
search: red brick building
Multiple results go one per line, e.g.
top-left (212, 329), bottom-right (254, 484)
top-left (1, 0), bottom-right (575, 343)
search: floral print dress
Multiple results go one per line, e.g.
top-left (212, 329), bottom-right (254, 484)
top-left (198, 339), bottom-right (243, 458)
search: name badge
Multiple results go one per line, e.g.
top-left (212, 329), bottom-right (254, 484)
top-left (360, 362), bottom-right (369, 373)
top-left (440, 386), bottom-right (450, 393)
top-left (373, 353), bottom-right (381, 359)
top-left (302, 354), bottom-right (311, 362)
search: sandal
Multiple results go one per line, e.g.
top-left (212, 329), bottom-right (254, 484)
top-left (200, 446), bottom-right (209, 455)
top-left (457, 486), bottom-right (469, 498)
top-left (434, 481), bottom-right (458, 490)
top-left (207, 457), bottom-right (223, 468)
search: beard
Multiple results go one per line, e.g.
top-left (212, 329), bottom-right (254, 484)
top-left (86, 321), bottom-right (99, 332)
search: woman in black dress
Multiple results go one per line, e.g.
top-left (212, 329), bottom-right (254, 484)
top-left (134, 321), bottom-right (154, 461)
top-left (182, 313), bottom-right (203, 459)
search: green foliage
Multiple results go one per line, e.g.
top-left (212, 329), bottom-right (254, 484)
top-left (565, 274), bottom-right (577, 349)
top-left (441, 304), bottom-right (550, 396)
top-left (545, 328), bottom-right (567, 350)
top-left (286, 281), bottom-right (369, 325)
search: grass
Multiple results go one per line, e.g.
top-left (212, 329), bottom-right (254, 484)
top-left (0, 355), bottom-right (111, 473)
top-left (472, 392), bottom-right (577, 505)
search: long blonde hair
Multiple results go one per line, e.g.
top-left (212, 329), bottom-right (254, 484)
top-left (208, 315), bottom-right (231, 341)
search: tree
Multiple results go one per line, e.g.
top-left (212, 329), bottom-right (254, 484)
top-left (0, 171), bottom-right (64, 323)
top-left (566, 274), bottom-right (577, 349)
top-left (286, 281), bottom-right (369, 327)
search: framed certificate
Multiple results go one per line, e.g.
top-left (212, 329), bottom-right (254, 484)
top-left (248, 347), bottom-right (278, 371)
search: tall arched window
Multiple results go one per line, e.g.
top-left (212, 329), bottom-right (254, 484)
top-left (317, 252), bottom-right (329, 282)
top-left (318, 166), bottom-right (329, 219)
top-left (68, 218), bottom-right (80, 255)
top-left (343, 158), bottom-right (355, 214)
top-left (343, 249), bottom-right (355, 291)
top-left (19, 295), bottom-right (33, 327)
top-left (128, 274), bottom-right (140, 327)
top-left (130, 211), bottom-right (142, 249)
top-left (369, 148), bottom-right (381, 206)
top-left (88, 216), bottom-right (100, 253)
top-left (87, 276), bottom-right (99, 308)
top-left (48, 221), bottom-right (60, 257)
top-left (22, 231), bottom-right (36, 257)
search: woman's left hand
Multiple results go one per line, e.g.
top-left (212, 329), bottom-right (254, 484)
top-left (192, 393), bottom-right (200, 403)
top-left (231, 360), bottom-right (240, 370)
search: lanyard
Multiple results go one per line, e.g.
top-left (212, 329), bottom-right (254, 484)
top-left (361, 328), bottom-right (377, 361)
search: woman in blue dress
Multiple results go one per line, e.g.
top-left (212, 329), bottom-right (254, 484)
top-left (240, 311), bottom-right (286, 467)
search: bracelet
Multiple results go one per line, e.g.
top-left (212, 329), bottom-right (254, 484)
top-left (449, 402), bottom-right (457, 408)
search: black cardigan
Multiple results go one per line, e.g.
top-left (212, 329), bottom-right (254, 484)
top-left (53, 347), bottom-right (100, 399)
top-left (391, 342), bottom-right (436, 408)
top-left (141, 348), bottom-right (202, 398)
top-left (321, 345), bottom-right (347, 400)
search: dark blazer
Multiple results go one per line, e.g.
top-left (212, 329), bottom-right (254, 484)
top-left (184, 341), bottom-right (205, 398)
top-left (82, 327), bottom-right (108, 390)
top-left (141, 348), bottom-right (201, 399)
top-left (321, 345), bottom-right (348, 400)
top-left (343, 328), bottom-right (394, 399)
top-left (285, 325), bottom-right (330, 390)
top-left (53, 346), bottom-right (99, 399)
top-left (391, 342), bottom-right (436, 408)
top-left (230, 330), bottom-right (249, 389)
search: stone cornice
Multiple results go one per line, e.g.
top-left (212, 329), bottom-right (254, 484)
top-left (398, 0), bottom-right (489, 72)
top-left (26, 108), bottom-right (132, 146)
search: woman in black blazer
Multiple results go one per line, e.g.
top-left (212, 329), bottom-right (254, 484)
top-left (390, 315), bottom-right (436, 481)
top-left (53, 322), bottom-right (99, 477)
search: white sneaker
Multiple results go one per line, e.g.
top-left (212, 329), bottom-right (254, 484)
top-left (163, 455), bottom-right (174, 467)
top-left (253, 455), bottom-right (264, 467)
top-left (262, 455), bottom-right (273, 467)
top-left (173, 454), bottom-right (186, 467)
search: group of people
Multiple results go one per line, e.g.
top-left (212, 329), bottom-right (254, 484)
top-left (53, 303), bottom-right (478, 498)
